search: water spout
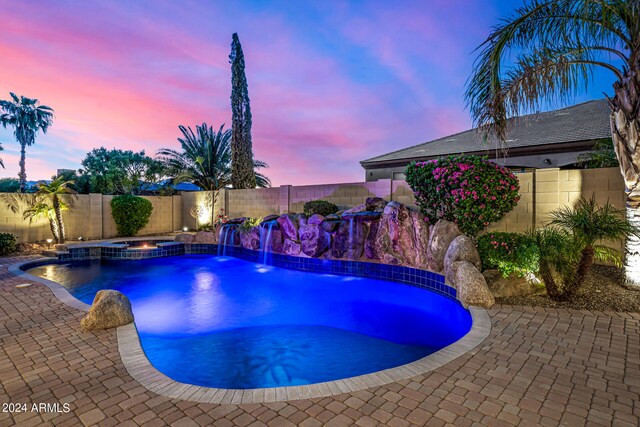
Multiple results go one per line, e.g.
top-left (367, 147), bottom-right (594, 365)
top-left (260, 222), bottom-right (275, 265)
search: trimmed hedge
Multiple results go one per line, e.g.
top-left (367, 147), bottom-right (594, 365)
top-left (405, 155), bottom-right (520, 236)
top-left (303, 200), bottom-right (339, 217)
top-left (110, 195), bottom-right (153, 236)
top-left (476, 232), bottom-right (539, 277)
top-left (0, 233), bottom-right (17, 256)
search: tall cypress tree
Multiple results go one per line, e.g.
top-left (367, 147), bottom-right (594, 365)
top-left (229, 33), bottom-right (257, 189)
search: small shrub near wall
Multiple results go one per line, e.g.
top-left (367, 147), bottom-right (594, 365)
top-left (111, 195), bottom-right (153, 236)
top-left (405, 154), bottom-right (520, 236)
top-left (476, 232), bottom-right (539, 277)
top-left (303, 200), bottom-right (339, 216)
top-left (0, 233), bottom-right (17, 256)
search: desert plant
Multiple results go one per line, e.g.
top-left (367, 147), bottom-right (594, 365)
top-left (0, 233), bottom-right (17, 256)
top-left (477, 232), bottom-right (540, 277)
top-left (303, 200), bottom-right (339, 217)
top-left (548, 196), bottom-right (640, 298)
top-left (0, 92), bottom-right (53, 192)
top-left (110, 195), bottom-right (153, 236)
top-left (405, 155), bottom-right (520, 236)
top-left (238, 217), bottom-right (261, 232)
top-left (32, 177), bottom-right (77, 243)
top-left (465, 0), bottom-right (640, 287)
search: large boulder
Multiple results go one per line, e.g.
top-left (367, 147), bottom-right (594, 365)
top-left (240, 227), bottom-right (261, 250)
top-left (483, 270), bottom-right (542, 298)
top-left (364, 220), bottom-right (390, 260)
top-left (261, 214), bottom-right (280, 223)
top-left (299, 223), bottom-right (330, 257)
top-left (365, 197), bottom-right (388, 212)
top-left (383, 201), bottom-right (415, 265)
top-left (80, 290), bottom-right (134, 331)
top-left (283, 239), bottom-right (301, 256)
top-left (331, 220), bottom-right (368, 260)
top-left (342, 204), bottom-right (367, 215)
top-left (410, 211), bottom-right (430, 268)
top-left (262, 227), bottom-right (284, 254)
top-left (444, 235), bottom-right (481, 273)
top-left (175, 233), bottom-right (195, 244)
top-left (427, 220), bottom-right (462, 273)
top-left (194, 231), bottom-right (215, 244)
top-left (321, 219), bottom-right (341, 232)
top-left (277, 215), bottom-right (299, 241)
top-left (453, 261), bottom-right (495, 308)
top-left (307, 214), bottom-right (325, 225)
top-left (445, 260), bottom-right (464, 286)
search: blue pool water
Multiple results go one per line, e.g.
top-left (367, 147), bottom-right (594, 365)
top-left (28, 255), bottom-right (472, 388)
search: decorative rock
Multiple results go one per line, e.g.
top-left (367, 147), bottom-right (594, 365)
top-left (342, 211), bottom-right (382, 222)
top-left (299, 224), bottom-right (330, 257)
top-left (80, 290), bottom-right (134, 331)
top-left (445, 260), bottom-right (464, 286)
top-left (453, 261), bottom-right (495, 308)
top-left (483, 269), bottom-right (541, 298)
top-left (326, 214), bottom-right (340, 220)
top-left (321, 220), bottom-right (340, 232)
top-left (194, 231), bottom-right (215, 244)
top-left (365, 197), bottom-right (388, 212)
top-left (383, 201), bottom-right (415, 265)
top-left (53, 244), bottom-right (69, 251)
top-left (263, 227), bottom-right (284, 254)
top-left (261, 214), bottom-right (279, 222)
top-left (364, 220), bottom-right (390, 260)
top-left (410, 211), bottom-right (430, 268)
top-left (427, 220), bottom-right (462, 273)
top-left (308, 214), bottom-right (325, 225)
top-left (226, 217), bottom-right (247, 224)
top-left (240, 227), bottom-right (261, 250)
top-left (296, 213), bottom-right (308, 227)
top-left (444, 235), bottom-right (481, 273)
top-left (283, 239), bottom-right (301, 256)
top-left (342, 204), bottom-right (366, 215)
top-left (277, 215), bottom-right (299, 241)
top-left (174, 233), bottom-right (195, 244)
top-left (331, 219), bottom-right (368, 259)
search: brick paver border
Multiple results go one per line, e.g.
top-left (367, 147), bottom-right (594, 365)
top-left (10, 257), bottom-right (491, 404)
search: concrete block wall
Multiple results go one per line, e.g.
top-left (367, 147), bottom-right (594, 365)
top-left (0, 168), bottom-right (627, 243)
top-left (227, 187), bottom-right (280, 218)
top-left (289, 180), bottom-right (392, 213)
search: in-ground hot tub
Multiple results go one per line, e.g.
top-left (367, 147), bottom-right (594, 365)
top-left (26, 254), bottom-right (472, 389)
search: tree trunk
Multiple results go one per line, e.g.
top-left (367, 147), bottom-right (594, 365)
top-left (539, 259), bottom-right (563, 301)
top-left (18, 142), bottom-right (27, 193)
top-left (563, 246), bottom-right (594, 299)
top-left (53, 195), bottom-right (66, 243)
top-left (610, 108), bottom-right (640, 288)
top-left (48, 217), bottom-right (60, 244)
top-left (211, 190), bottom-right (218, 228)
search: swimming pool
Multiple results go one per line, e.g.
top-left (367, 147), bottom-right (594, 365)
top-left (27, 255), bottom-right (472, 389)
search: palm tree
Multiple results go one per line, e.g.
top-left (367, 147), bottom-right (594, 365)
top-left (33, 177), bottom-right (78, 243)
top-left (2, 176), bottom-right (77, 243)
top-left (157, 123), bottom-right (270, 226)
top-left (0, 93), bottom-right (54, 192)
top-left (465, 0), bottom-right (640, 288)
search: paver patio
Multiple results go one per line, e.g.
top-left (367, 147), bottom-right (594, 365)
top-left (1, 255), bottom-right (639, 427)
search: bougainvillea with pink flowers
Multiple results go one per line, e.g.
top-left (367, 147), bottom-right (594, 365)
top-left (405, 154), bottom-right (520, 236)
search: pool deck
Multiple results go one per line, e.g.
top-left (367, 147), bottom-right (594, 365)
top-left (1, 255), bottom-right (639, 426)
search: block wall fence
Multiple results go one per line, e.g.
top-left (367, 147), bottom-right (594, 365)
top-left (0, 167), bottom-right (625, 243)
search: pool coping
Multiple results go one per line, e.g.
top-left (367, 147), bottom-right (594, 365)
top-left (10, 257), bottom-right (492, 404)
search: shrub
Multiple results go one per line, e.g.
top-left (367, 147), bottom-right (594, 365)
top-left (303, 200), bottom-right (338, 216)
top-left (477, 232), bottom-right (539, 277)
top-left (238, 217), bottom-right (261, 232)
top-left (110, 195), bottom-right (153, 236)
top-left (405, 155), bottom-right (520, 236)
top-left (0, 233), bottom-right (17, 256)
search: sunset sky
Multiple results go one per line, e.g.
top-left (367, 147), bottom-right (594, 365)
top-left (0, 0), bottom-right (615, 186)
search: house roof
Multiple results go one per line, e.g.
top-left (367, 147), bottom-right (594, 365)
top-left (361, 99), bottom-right (611, 166)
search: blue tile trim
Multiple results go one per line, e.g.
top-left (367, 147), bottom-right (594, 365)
top-left (37, 240), bottom-right (457, 301)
